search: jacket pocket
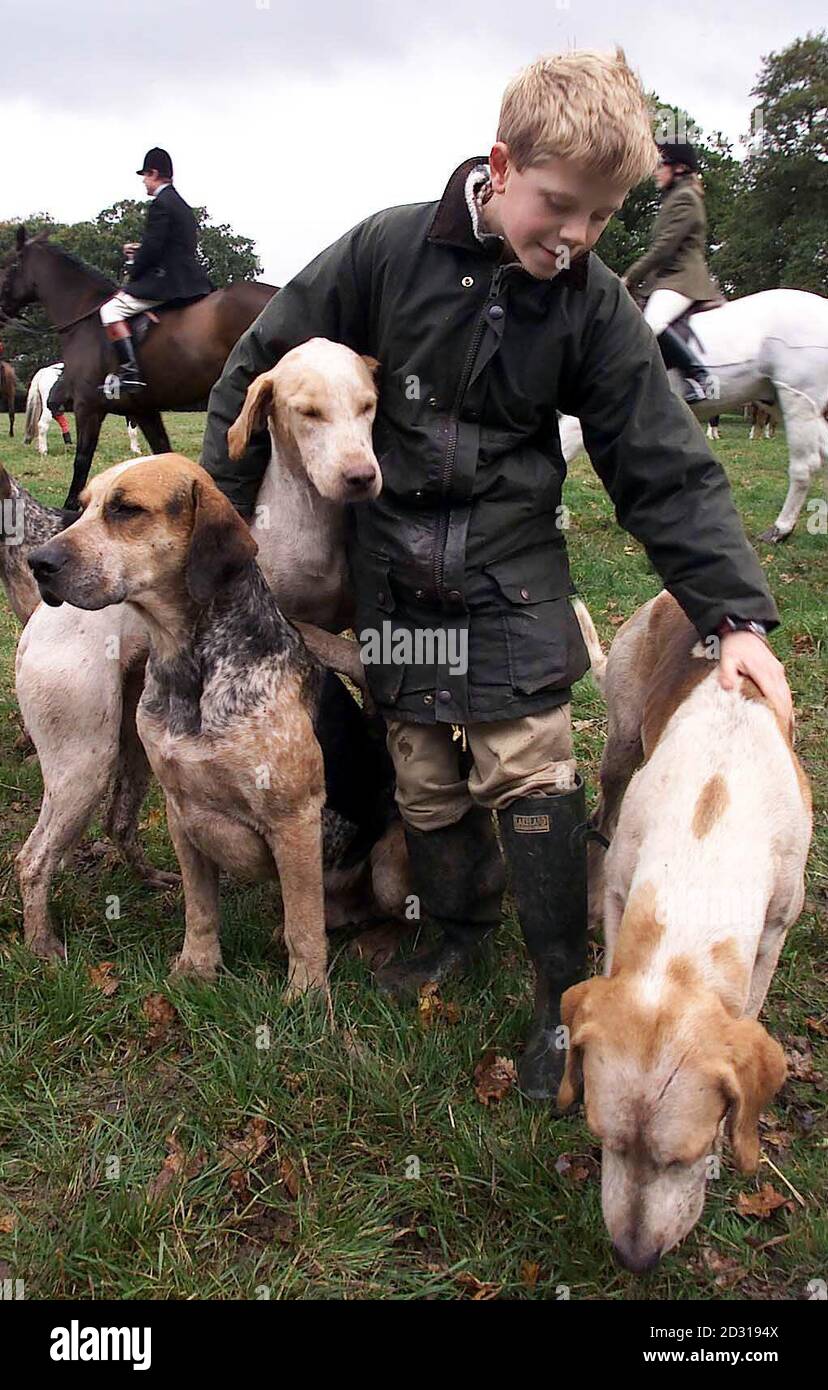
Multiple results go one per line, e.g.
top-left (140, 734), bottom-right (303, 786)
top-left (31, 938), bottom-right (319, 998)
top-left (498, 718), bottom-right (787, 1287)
top-left (353, 552), bottom-right (405, 705)
top-left (485, 551), bottom-right (588, 696)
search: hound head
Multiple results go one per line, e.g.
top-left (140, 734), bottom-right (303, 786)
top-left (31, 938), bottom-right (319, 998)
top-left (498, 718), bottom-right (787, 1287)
top-left (227, 338), bottom-right (382, 504)
top-left (558, 929), bottom-right (786, 1272)
top-left (27, 453), bottom-right (257, 613)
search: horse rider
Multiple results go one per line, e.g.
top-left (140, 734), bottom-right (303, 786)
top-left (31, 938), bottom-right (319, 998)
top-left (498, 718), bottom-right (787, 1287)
top-left (98, 147), bottom-right (213, 399)
top-left (622, 140), bottom-right (718, 403)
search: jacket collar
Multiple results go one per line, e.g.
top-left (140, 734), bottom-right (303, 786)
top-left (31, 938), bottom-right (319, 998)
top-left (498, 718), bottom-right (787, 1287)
top-left (426, 156), bottom-right (590, 290)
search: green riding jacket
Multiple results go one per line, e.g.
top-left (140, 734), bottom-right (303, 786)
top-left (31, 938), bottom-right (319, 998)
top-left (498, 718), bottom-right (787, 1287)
top-left (201, 156), bottom-right (778, 726)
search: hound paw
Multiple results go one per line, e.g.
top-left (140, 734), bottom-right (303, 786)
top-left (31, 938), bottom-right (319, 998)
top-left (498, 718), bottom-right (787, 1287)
top-left (283, 961), bottom-right (328, 1002)
top-left (27, 931), bottom-right (67, 962)
top-left (168, 952), bottom-right (221, 983)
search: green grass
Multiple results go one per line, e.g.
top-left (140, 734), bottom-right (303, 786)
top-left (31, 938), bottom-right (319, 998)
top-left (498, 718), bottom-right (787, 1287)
top-left (0, 412), bottom-right (825, 1301)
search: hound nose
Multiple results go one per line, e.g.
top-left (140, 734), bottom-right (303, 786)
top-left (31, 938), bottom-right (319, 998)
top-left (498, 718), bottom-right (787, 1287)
top-left (342, 462), bottom-right (377, 490)
top-left (611, 1241), bottom-right (662, 1275)
top-left (28, 542), bottom-right (68, 582)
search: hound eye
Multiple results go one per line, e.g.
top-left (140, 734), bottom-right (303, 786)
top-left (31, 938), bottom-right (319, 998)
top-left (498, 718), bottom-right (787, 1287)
top-left (298, 406), bottom-right (323, 420)
top-left (110, 500), bottom-right (146, 518)
top-left (360, 400), bottom-right (375, 415)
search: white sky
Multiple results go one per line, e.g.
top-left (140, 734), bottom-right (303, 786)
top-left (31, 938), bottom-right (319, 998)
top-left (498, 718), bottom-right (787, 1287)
top-left (3, 0), bottom-right (824, 284)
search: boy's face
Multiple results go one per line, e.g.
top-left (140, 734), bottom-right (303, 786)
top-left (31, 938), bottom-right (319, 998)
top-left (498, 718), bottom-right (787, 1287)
top-left (487, 142), bottom-right (629, 280)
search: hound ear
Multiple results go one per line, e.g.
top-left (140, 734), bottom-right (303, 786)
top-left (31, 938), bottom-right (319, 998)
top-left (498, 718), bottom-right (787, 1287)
top-left (227, 373), bottom-right (276, 460)
top-left (15, 225), bottom-right (26, 251)
top-left (185, 475), bottom-right (258, 606)
top-left (361, 355), bottom-right (381, 383)
top-left (557, 977), bottom-right (608, 1111)
top-left (721, 1019), bottom-right (787, 1173)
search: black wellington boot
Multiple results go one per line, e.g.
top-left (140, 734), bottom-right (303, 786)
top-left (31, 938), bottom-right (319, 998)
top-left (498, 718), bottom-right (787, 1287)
top-left (498, 778), bottom-right (588, 1101)
top-left (376, 805), bottom-right (505, 1001)
top-left (102, 335), bottom-right (146, 400)
top-left (657, 326), bottom-right (714, 405)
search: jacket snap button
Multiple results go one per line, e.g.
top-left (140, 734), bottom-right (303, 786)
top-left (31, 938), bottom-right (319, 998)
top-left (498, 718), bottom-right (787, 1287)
top-left (423, 694), bottom-right (434, 705)
top-left (413, 489), bottom-right (423, 499)
top-left (438, 690), bottom-right (452, 703)
top-left (488, 304), bottom-right (504, 320)
top-left (415, 588), bottom-right (425, 600)
top-left (428, 397), bottom-right (439, 408)
top-left (461, 276), bottom-right (474, 287)
top-left (447, 589), bottom-right (462, 603)
top-left (520, 587), bottom-right (530, 600)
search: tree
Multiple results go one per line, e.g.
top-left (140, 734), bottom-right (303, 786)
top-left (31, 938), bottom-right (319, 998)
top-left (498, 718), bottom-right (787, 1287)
top-left (714, 31), bottom-right (828, 296)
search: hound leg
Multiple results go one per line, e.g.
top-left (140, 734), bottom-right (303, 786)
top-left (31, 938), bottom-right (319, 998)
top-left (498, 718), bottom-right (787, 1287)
top-left (267, 801), bottom-right (327, 999)
top-left (100, 660), bottom-right (180, 889)
top-left (759, 391), bottom-right (823, 543)
top-left (165, 799), bottom-right (222, 981)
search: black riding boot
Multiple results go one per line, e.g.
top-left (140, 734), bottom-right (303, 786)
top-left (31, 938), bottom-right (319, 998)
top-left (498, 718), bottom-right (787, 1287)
top-left (657, 326), bottom-right (714, 405)
top-left (376, 805), bottom-right (505, 1000)
top-left (498, 778), bottom-right (588, 1101)
top-left (102, 334), bottom-right (146, 399)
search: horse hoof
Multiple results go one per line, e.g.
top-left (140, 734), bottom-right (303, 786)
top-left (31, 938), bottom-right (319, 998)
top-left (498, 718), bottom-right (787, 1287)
top-left (757, 525), bottom-right (789, 545)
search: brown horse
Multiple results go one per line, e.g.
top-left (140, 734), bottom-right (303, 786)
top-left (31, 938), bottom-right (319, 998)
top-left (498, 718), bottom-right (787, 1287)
top-left (0, 227), bottom-right (277, 507)
top-left (0, 360), bottom-right (15, 437)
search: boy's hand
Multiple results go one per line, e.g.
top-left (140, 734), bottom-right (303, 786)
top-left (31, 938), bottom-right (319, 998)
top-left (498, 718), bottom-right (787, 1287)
top-left (718, 631), bottom-right (793, 729)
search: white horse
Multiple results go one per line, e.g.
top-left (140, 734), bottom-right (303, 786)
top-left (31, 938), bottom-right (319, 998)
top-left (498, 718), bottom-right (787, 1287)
top-left (561, 288), bottom-right (828, 542)
top-left (24, 364), bottom-right (141, 457)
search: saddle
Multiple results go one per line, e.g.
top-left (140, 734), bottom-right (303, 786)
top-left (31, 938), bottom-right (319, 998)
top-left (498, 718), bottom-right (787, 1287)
top-left (670, 293), bottom-right (727, 353)
top-left (130, 292), bottom-right (210, 347)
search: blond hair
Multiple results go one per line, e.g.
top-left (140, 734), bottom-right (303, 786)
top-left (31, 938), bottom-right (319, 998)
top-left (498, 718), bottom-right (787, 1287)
top-left (497, 48), bottom-right (659, 188)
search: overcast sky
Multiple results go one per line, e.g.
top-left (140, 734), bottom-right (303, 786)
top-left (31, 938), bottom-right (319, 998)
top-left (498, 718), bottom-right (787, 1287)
top-left (3, 1), bottom-right (824, 284)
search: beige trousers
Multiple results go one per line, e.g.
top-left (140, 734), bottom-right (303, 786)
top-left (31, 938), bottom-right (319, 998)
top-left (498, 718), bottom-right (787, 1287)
top-left (385, 706), bottom-right (576, 831)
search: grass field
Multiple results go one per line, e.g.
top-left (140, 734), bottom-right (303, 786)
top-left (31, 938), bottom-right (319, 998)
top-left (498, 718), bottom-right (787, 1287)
top-left (0, 411), bottom-right (825, 1301)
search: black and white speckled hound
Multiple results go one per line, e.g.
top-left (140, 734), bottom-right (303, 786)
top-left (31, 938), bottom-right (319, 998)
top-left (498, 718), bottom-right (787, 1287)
top-left (27, 454), bottom-right (408, 989)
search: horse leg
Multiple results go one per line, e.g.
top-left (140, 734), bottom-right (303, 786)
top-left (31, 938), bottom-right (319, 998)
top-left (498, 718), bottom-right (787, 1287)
top-left (759, 389), bottom-right (824, 543)
top-left (64, 405), bottom-right (103, 509)
top-left (131, 409), bottom-right (171, 456)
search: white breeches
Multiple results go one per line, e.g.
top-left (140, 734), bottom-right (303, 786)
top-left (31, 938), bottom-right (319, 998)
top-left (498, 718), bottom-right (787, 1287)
top-left (643, 288), bottom-right (694, 336)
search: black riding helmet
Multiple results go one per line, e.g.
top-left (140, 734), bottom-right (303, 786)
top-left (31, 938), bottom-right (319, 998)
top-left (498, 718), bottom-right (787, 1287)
top-left (656, 141), bottom-right (699, 172)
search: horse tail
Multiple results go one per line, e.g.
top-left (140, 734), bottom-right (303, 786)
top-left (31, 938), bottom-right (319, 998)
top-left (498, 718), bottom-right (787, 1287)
top-left (24, 374), bottom-right (43, 445)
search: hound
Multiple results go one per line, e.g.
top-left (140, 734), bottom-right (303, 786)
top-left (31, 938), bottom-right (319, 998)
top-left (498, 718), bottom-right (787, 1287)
top-left (27, 455), bottom-right (407, 985)
top-left (12, 340), bottom-right (383, 954)
top-left (562, 591), bottom-right (812, 1271)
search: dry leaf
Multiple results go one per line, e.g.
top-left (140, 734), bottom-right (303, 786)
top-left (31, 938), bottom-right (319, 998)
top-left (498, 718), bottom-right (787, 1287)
top-left (696, 1246), bottom-right (747, 1288)
top-left (417, 981), bottom-right (461, 1027)
top-left (88, 961), bottom-right (119, 996)
top-left (279, 1156), bottom-right (301, 1199)
top-left (473, 1051), bottom-right (517, 1105)
top-left (455, 1271), bottom-right (501, 1300)
top-left (0, 1213), bottom-right (17, 1234)
top-left (805, 1016), bottom-right (828, 1038)
top-left (142, 993), bottom-right (178, 1044)
top-left (735, 1183), bottom-right (792, 1219)
top-left (520, 1260), bottom-right (541, 1288)
top-left (218, 1116), bottom-right (270, 1172)
top-left (146, 1133), bottom-right (205, 1203)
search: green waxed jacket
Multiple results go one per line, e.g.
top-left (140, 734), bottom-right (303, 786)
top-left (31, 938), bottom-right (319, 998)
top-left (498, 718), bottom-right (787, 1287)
top-left (201, 156), bottom-right (778, 725)
top-left (625, 177), bottom-right (720, 302)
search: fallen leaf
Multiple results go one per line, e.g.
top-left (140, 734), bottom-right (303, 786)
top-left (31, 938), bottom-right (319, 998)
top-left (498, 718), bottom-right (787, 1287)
top-left (520, 1260), bottom-right (541, 1288)
top-left (218, 1116), bottom-right (270, 1172)
top-left (0, 1213), bottom-right (17, 1234)
top-left (696, 1246), bottom-right (747, 1288)
top-left (142, 993), bottom-right (178, 1045)
top-left (88, 961), bottom-right (119, 996)
top-left (735, 1183), bottom-right (793, 1219)
top-left (455, 1271), bottom-right (501, 1300)
top-left (805, 1016), bottom-right (828, 1038)
top-left (146, 1133), bottom-right (205, 1203)
top-left (417, 981), bottom-right (461, 1028)
top-left (279, 1156), bottom-right (301, 1199)
top-left (473, 1051), bottom-right (517, 1105)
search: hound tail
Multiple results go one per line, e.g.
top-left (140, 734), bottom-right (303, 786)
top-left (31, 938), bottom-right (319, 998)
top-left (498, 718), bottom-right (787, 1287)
top-left (24, 379), bottom-right (42, 446)
top-left (572, 597), bottom-right (607, 694)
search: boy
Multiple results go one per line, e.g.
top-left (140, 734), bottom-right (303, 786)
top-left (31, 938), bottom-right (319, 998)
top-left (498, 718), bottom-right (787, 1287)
top-left (201, 49), bottom-right (791, 1101)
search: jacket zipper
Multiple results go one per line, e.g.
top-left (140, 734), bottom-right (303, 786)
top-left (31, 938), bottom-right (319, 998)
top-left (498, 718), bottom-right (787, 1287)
top-left (432, 264), bottom-right (505, 599)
